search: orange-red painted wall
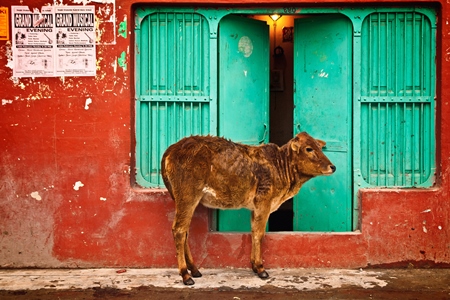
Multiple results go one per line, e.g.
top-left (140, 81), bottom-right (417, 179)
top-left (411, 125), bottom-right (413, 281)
top-left (1, 0), bottom-right (449, 269)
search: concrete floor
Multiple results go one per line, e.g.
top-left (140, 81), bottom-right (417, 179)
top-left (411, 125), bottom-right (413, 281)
top-left (0, 268), bottom-right (449, 299)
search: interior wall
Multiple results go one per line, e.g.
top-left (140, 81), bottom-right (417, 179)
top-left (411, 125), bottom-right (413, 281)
top-left (269, 15), bottom-right (295, 146)
top-left (253, 15), bottom-right (295, 146)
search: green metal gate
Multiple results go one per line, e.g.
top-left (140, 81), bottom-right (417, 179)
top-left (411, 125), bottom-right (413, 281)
top-left (358, 12), bottom-right (436, 188)
top-left (135, 12), bottom-right (213, 187)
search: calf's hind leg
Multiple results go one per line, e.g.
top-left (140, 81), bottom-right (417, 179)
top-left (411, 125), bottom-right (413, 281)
top-left (172, 200), bottom-right (200, 285)
top-left (185, 234), bottom-right (202, 278)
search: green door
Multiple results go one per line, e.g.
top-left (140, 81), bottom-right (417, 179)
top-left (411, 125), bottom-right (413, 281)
top-left (217, 15), bottom-right (269, 231)
top-left (293, 14), bottom-right (352, 231)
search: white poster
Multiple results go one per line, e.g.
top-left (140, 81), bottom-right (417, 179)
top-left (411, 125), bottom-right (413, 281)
top-left (11, 5), bottom-right (96, 78)
top-left (12, 6), bottom-right (55, 77)
top-left (55, 6), bottom-right (96, 77)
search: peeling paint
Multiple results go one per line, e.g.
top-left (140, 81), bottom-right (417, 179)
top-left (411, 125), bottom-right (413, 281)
top-left (238, 36), bottom-right (253, 57)
top-left (4, 41), bottom-right (13, 70)
top-left (117, 51), bottom-right (127, 71)
top-left (30, 191), bottom-right (42, 201)
top-left (73, 0), bottom-right (116, 5)
top-left (100, 197), bottom-right (107, 201)
top-left (2, 100), bottom-right (13, 105)
top-left (73, 181), bottom-right (84, 191)
top-left (72, 0), bottom-right (116, 45)
top-left (118, 17), bottom-right (127, 38)
top-left (84, 98), bottom-right (92, 110)
top-left (318, 69), bottom-right (329, 78)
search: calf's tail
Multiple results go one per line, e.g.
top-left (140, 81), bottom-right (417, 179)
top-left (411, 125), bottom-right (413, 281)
top-left (160, 152), bottom-right (175, 201)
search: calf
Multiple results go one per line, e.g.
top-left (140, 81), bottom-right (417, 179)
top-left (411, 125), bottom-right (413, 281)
top-left (161, 132), bottom-right (336, 285)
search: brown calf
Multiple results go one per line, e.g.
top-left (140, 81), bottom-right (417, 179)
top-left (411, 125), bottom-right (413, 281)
top-left (161, 132), bottom-right (336, 285)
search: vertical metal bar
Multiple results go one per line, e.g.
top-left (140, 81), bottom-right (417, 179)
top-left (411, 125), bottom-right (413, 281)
top-left (377, 14), bottom-right (381, 96)
top-left (368, 14), bottom-right (372, 96)
top-left (190, 102), bottom-right (194, 133)
top-left (156, 13), bottom-right (160, 95)
top-left (174, 103), bottom-right (179, 141)
top-left (385, 103), bottom-right (389, 185)
top-left (368, 103), bottom-right (372, 184)
top-left (165, 100), bottom-right (169, 152)
top-left (199, 15), bottom-right (204, 95)
top-left (412, 13), bottom-right (415, 97)
top-left (182, 102), bottom-right (186, 136)
top-left (420, 14), bottom-right (424, 97)
top-left (198, 102), bottom-right (202, 134)
top-left (173, 14), bottom-right (177, 95)
top-left (394, 103), bottom-right (398, 185)
top-left (191, 13), bottom-right (194, 95)
top-left (148, 18), bottom-right (152, 95)
top-left (377, 103), bottom-right (381, 185)
top-left (165, 13), bottom-right (169, 95)
top-left (155, 102), bottom-right (160, 183)
top-left (148, 103), bottom-right (153, 182)
top-left (182, 14), bottom-right (186, 96)
top-left (420, 103), bottom-right (424, 183)
top-left (386, 13), bottom-right (389, 96)
top-left (394, 13), bottom-right (398, 97)
top-left (402, 103), bottom-right (406, 185)
top-left (411, 103), bottom-right (415, 186)
top-left (404, 12), bottom-right (407, 96)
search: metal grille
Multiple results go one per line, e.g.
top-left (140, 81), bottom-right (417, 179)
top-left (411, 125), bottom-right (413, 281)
top-left (360, 12), bottom-right (435, 187)
top-left (138, 100), bottom-right (210, 186)
top-left (136, 13), bottom-right (210, 187)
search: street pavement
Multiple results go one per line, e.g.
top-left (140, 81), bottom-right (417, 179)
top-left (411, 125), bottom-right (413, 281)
top-left (0, 268), bottom-right (449, 299)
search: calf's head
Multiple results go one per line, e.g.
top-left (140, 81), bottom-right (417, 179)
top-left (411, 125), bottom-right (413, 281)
top-left (289, 132), bottom-right (336, 176)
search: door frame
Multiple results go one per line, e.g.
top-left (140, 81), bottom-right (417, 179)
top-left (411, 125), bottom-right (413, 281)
top-left (135, 6), bottom-right (437, 232)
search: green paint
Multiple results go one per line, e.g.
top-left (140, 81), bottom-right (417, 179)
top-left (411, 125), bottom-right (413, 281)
top-left (118, 21), bottom-right (127, 38)
top-left (217, 15), bottom-right (269, 232)
top-left (293, 15), bottom-right (353, 232)
top-left (118, 51), bottom-right (127, 70)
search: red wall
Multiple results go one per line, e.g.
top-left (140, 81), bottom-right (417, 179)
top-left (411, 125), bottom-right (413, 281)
top-left (1, 0), bottom-right (449, 269)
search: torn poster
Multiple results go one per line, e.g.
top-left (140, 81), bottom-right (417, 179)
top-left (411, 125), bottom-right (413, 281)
top-left (12, 6), bottom-right (55, 77)
top-left (11, 5), bottom-right (96, 78)
top-left (55, 5), bottom-right (96, 77)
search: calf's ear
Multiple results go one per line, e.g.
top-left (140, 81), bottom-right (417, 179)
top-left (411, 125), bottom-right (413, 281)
top-left (290, 136), bottom-right (303, 152)
top-left (316, 139), bottom-right (326, 149)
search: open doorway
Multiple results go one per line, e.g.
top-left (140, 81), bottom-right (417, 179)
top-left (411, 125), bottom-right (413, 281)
top-left (216, 14), bottom-right (297, 232)
top-left (258, 14), bottom-right (296, 231)
top-left (217, 13), bottom-right (353, 232)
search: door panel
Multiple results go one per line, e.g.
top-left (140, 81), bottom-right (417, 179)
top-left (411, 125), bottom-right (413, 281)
top-left (217, 15), bottom-right (269, 231)
top-left (293, 14), bottom-right (352, 231)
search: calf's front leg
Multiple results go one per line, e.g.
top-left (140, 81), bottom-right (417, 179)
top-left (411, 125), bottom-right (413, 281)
top-left (250, 209), bottom-right (270, 279)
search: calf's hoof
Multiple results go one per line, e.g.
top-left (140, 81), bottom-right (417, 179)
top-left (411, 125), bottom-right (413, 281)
top-left (183, 277), bottom-right (195, 285)
top-left (191, 270), bottom-right (202, 278)
top-left (257, 270), bottom-right (269, 279)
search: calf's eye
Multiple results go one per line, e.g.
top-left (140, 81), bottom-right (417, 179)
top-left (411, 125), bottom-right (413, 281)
top-left (306, 147), bottom-right (314, 153)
